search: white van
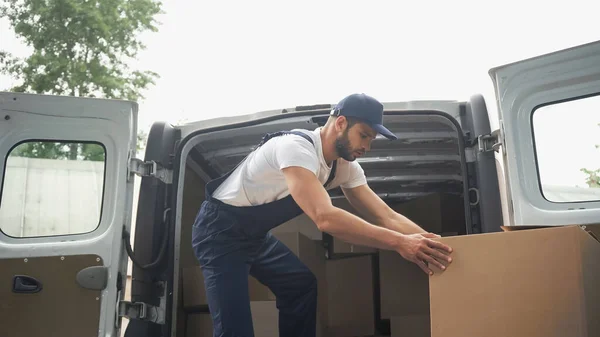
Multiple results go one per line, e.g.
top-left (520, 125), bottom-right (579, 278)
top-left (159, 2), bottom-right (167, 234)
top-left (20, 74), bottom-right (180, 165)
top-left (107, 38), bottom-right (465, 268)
top-left (1, 40), bottom-right (599, 337)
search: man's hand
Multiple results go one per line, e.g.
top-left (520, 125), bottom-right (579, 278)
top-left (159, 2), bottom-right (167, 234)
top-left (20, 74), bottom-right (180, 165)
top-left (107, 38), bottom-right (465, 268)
top-left (396, 233), bottom-right (453, 275)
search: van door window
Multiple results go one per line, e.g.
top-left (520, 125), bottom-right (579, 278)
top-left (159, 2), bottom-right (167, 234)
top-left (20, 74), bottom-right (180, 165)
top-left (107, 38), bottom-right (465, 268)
top-left (532, 94), bottom-right (600, 203)
top-left (0, 140), bottom-right (106, 237)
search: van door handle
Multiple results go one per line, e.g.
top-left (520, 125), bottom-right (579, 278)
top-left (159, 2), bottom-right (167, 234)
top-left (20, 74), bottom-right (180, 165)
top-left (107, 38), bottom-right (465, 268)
top-left (12, 275), bottom-right (43, 293)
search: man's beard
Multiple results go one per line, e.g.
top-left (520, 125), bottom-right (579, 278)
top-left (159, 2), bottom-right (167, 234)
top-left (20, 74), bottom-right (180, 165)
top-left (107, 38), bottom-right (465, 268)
top-left (334, 131), bottom-right (356, 161)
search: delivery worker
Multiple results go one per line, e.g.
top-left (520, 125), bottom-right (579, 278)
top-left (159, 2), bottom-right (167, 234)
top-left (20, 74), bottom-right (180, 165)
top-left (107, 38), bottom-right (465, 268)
top-left (191, 93), bottom-right (453, 337)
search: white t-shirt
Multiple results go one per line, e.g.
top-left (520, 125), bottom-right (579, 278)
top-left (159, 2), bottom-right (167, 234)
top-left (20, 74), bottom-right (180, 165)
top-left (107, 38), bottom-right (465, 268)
top-left (212, 128), bottom-right (367, 207)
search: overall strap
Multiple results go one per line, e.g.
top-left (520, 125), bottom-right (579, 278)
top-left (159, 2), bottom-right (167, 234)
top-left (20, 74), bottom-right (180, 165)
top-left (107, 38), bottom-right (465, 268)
top-left (324, 159), bottom-right (337, 188)
top-left (257, 130), bottom-right (337, 188)
top-left (256, 130), bottom-right (314, 147)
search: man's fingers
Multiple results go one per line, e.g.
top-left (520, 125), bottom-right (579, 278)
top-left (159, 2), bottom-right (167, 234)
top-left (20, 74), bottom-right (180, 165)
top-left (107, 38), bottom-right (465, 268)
top-left (426, 238), bottom-right (453, 253)
top-left (418, 251), bottom-right (446, 271)
top-left (426, 246), bottom-right (453, 264)
top-left (421, 232), bottom-right (440, 239)
top-left (415, 259), bottom-right (433, 276)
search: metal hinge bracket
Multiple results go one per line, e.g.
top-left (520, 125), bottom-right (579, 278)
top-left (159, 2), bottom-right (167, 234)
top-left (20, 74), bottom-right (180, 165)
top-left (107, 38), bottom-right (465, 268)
top-left (128, 157), bottom-right (173, 184)
top-left (477, 129), bottom-right (501, 153)
top-left (118, 300), bottom-right (165, 325)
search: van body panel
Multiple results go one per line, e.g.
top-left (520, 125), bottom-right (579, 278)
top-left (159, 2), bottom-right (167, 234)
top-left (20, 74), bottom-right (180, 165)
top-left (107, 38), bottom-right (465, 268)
top-left (489, 40), bottom-right (600, 226)
top-left (0, 92), bottom-right (138, 336)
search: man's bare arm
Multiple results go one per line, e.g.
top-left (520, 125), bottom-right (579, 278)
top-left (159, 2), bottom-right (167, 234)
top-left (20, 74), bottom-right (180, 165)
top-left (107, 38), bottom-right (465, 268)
top-left (342, 184), bottom-right (427, 235)
top-left (282, 166), bottom-right (403, 250)
top-left (282, 166), bottom-right (453, 274)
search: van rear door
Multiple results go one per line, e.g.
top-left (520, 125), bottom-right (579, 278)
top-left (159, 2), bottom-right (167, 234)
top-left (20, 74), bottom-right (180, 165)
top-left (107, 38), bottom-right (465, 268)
top-left (489, 40), bottom-right (600, 226)
top-left (0, 92), bottom-right (138, 337)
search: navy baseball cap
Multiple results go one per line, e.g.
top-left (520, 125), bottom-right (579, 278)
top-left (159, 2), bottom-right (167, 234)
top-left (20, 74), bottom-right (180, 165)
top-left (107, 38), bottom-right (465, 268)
top-left (331, 93), bottom-right (398, 140)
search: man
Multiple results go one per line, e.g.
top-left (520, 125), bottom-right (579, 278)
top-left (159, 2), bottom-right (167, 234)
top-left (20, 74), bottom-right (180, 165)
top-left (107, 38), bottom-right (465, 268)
top-left (191, 93), bottom-right (454, 337)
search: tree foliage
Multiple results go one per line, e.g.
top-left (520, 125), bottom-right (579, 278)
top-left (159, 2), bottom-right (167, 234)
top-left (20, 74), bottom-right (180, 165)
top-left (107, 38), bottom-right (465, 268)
top-left (0, 0), bottom-right (163, 100)
top-left (581, 123), bottom-right (600, 188)
top-left (10, 141), bottom-right (106, 161)
top-left (0, 0), bottom-right (162, 161)
top-left (581, 168), bottom-right (600, 188)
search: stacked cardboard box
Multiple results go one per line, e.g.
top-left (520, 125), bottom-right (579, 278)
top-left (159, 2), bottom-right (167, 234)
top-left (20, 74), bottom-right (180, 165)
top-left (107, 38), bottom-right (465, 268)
top-left (181, 232), bottom-right (379, 337)
top-left (390, 315), bottom-right (430, 337)
top-left (185, 302), bottom-right (278, 337)
top-left (428, 224), bottom-right (600, 337)
top-left (325, 255), bottom-right (376, 337)
top-left (181, 167), bottom-right (377, 336)
top-left (248, 231), bottom-right (329, 337)
top-left (379, 250), bottom-right (430, 319)
top-left (272, 198), bottom-right (377, 255)
top-left (390, 192), bottom-right (465, 235)
top-left (180, 186), bottom-right (600, 337)
top-left (185, 313), bottom-right (213, 337)
top-left (242, 232), bottom-right (379, 337)
top-left (380, 224), bottom-right (600, 337)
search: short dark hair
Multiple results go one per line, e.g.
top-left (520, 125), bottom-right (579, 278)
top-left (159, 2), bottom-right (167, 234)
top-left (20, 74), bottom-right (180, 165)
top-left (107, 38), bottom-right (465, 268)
top-left (327, 115), bottom-right (362, 129)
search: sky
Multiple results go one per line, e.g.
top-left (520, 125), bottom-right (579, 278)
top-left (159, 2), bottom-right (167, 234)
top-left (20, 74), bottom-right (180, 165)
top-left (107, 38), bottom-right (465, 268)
top-left (1, 0), bottom-right (599, 188)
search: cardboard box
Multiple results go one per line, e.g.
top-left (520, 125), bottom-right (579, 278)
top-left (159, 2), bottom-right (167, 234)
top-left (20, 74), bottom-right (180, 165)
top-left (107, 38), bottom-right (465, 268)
top-left (391, 315), bottom-right (431, 337)
top-left (250, 301), bottom-right (278, 337)
top-left (182, 266), bottom-right (207, 308)
top-left (273, 198), bottom-right (377, 255)
top-left (182, 265), bottom-right (277, 307)
top-left (429, 224), bottom-right (600, 337)
top-left (271, 213), bottom-right (323, 240)
top-left (326, 234), bottom-right (378, 255)
top-left (184, 304), bottom-right (279, 337)
top-left (322, 194), bottom-right (466, 257)
top-left (379, 250), bottom-right (430, 319)
top-left (185, 313), bottom-right (213, 337)
top-left (390, 193), bottom-right (465, 234)
top-left (248, 274), bottom-right (276, 301)
top-left (182, 233), bottom-right (320, 306)
top-left (277, 232), bottom-right (328, 335)
top-left (327, 198), bottom-right (378, 255)
top-left (326, 255), bottom-right (375, 337)
top-left (247, 232), bottom-right (328, 337)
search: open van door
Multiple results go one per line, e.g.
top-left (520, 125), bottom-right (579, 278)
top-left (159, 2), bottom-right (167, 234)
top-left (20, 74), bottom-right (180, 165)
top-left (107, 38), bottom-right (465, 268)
top-left (489, 40), bottom-right (600, 226)
top-left (0, 92), bottom-right (138, 337)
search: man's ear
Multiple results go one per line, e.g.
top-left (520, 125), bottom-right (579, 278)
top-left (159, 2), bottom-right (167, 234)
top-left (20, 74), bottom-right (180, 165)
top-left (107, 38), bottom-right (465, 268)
top-left (334, 116), bottom-right (348, 133)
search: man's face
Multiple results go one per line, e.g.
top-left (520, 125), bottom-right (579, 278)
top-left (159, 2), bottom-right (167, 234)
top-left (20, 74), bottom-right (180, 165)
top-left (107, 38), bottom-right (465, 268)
top-left (334, 119), bottom-right (377, 161)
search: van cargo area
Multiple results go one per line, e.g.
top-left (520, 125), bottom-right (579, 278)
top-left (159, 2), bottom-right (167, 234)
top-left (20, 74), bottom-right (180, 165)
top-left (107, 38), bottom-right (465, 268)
top-left (174, 111), bottom-right (468, 337)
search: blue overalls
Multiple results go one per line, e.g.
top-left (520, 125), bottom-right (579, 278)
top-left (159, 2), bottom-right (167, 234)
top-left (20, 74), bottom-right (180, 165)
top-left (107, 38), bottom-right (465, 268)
top-left (191, 131), bottom-right (337, 337)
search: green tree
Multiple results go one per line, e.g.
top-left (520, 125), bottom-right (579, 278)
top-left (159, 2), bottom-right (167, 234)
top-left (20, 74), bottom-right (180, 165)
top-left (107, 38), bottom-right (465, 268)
top-left (581, 123), bottom-right (600, 188)
top-left (1, 0), bottom-right (161, 160)
top-left (10, 141), bottom-right (106, 161)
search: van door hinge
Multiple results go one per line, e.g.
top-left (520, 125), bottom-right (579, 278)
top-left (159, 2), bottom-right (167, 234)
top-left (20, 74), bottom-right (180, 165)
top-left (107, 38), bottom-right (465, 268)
top-left (118, 300), bottom-right (165, 324)
top-left (477, 129), bottom-right (501, 153)
top-left (128, 158), bottom-right (173, 184)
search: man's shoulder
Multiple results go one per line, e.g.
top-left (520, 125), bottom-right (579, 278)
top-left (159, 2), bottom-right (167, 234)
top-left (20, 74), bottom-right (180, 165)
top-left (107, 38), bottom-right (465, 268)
top-left (259, 129), bottom-right (320, 172)
top-left (270, 129), bottom-right (318, 149)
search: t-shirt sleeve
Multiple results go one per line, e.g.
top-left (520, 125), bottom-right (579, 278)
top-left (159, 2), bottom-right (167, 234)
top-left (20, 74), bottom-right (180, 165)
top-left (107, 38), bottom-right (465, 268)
top-left (340, 160), bottom-right (367, 189)
top-left (272, 135), bottom-right (319, 175)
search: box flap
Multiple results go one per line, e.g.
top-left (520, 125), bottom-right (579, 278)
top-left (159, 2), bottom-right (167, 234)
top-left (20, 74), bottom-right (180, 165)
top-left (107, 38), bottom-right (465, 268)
top-left (582, 224), bottom-right (600, 243)
top-left (501, 224), bottom-right (600, 243)
top-left (500, 225), bottom-right (554, 232)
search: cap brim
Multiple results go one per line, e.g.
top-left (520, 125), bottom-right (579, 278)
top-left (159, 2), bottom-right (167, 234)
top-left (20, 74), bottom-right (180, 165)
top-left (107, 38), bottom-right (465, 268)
top-left (372, 124), bottom-right (398, 140)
